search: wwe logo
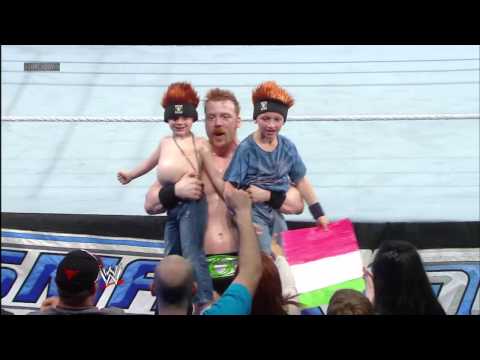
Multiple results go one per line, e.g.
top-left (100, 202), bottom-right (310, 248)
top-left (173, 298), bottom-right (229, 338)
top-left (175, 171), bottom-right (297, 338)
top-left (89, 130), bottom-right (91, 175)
top-left (174, 104), bottom-right (183, 114)
top-left (260, 101), bottom-right (268, 111)
top-left (99, 264), bottom-right (124, 288)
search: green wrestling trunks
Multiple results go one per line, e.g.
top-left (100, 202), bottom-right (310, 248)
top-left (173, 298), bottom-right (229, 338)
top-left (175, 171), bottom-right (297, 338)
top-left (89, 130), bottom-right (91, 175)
top-left (207, 253), bottom-right (238, 279)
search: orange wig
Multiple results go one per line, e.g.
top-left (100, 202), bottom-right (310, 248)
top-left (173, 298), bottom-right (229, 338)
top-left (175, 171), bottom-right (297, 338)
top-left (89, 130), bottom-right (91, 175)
top-left (162, 82), bottom-right (200, 108)
top-left (252, 81), bottom-right (294, 108)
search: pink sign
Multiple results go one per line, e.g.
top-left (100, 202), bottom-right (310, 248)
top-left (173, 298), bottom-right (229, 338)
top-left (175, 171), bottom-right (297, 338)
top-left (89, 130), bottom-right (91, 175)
top-left (282, 218), bottom-right (359, 266)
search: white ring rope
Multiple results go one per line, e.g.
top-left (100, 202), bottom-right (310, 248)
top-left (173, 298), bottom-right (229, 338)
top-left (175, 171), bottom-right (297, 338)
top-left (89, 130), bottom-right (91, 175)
top-left (2, 114), bottom-right (479, 123)
top-left (3, 57), bottom-right (479, 65)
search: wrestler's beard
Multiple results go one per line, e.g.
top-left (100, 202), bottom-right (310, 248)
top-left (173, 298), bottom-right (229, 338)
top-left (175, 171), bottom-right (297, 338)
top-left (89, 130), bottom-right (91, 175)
top-left (210, 129), bottom-right (230, 147)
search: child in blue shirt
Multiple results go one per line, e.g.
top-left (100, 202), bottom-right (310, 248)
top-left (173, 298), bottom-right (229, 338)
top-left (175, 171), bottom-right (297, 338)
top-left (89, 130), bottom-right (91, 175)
top-left (223, 81), bottom-right (330, 254)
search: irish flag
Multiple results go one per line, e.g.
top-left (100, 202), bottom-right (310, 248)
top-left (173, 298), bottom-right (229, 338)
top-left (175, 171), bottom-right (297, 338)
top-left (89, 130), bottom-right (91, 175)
top-left (282, 218), bottom-right (365, 308)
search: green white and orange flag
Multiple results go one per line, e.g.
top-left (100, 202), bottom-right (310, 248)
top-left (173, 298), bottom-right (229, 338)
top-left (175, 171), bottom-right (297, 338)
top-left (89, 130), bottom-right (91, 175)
top-left (282, 218), bottom-right (365, 308)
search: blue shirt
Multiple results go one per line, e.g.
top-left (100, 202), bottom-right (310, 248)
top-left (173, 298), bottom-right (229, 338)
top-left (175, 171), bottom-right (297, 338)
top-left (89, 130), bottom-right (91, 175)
top-left (202, 283), bottom-right (252, 315)
top-left (223, 134), bottom-right (307, 193)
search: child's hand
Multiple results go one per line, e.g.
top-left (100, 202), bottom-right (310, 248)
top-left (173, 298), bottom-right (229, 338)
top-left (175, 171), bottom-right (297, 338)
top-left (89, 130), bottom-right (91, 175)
top-left (246, 185), bottom-right (271, 203)
top-left (117, 171), bottom-right (132, 185)
top-left (316, 215), bottom-right (330, 231)
top-left (253, 223), bottom-right (263, 236)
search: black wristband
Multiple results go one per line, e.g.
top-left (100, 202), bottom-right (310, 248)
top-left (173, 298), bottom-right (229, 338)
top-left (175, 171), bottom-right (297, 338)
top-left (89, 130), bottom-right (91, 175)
top-left (159, 183), bottom-right (180, 210)
top-left (309, 202), bottom-right (325, 220)
top-left (268, 190), bottom-right (287, 209)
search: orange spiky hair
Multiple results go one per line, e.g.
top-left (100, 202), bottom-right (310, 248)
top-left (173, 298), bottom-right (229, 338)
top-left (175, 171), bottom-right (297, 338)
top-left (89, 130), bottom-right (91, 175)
top-left (251, 81), bottom-right (294, 108)
top-left (161, 82), bottom-right (200, 108)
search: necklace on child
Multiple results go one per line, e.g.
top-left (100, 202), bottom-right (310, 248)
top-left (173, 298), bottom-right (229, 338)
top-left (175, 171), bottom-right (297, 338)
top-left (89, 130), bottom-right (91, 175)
top-left (173, 133), bottom-right (201, 177)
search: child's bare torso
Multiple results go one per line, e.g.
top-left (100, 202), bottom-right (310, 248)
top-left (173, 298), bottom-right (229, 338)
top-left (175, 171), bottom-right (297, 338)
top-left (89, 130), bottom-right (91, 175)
top-left (157, 136), bottom-right (206, 185)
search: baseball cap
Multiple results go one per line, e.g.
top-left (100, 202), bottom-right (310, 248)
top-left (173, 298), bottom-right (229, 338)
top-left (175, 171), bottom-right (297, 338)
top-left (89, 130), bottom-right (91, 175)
top-left (55, 250), bottom-right (100, 294)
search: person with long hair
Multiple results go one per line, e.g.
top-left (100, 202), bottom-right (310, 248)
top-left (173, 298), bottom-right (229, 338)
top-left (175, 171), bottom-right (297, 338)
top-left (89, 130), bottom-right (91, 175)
top-left (251, 251), bottom-right (300, 315)
top-left (204, 235), bottom-right (300, 315)
top-left (364, 240), bottom-right (446, 315)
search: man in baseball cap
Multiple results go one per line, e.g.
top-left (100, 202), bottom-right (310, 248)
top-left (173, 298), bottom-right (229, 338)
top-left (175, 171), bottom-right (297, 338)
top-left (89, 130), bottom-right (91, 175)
top-left (29, 250), bottom-right (124, 315)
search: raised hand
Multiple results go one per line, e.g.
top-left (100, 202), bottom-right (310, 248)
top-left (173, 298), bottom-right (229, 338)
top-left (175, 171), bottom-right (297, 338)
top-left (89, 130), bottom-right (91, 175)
top-left (224, 187), bottom-right (252, 221)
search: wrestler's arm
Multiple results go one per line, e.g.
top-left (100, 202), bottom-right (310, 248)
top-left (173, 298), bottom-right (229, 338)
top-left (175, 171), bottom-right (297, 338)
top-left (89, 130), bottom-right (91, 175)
top-left (280, 186), bottom-right (304, 214)
top-left (144, 173), bottom-right (204, 215)
top-left (247, 185), bottom-right (304, 214)
top-left (144, 180), bottom-right (165, 215)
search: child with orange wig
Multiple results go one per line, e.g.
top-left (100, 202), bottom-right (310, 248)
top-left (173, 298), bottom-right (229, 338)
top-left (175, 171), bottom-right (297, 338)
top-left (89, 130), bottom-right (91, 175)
top-left (117, 82), bottom-right (214, 310)
top-left (223, 81), bottom-right (330, 254)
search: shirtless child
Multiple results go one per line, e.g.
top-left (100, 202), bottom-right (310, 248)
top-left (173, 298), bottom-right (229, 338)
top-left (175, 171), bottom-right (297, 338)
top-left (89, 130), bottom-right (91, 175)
top-left (117, 82), bottom-right (214, 310)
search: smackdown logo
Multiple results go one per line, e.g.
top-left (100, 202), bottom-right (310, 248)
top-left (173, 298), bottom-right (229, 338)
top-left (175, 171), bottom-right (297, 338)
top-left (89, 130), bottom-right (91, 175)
top-left (1, 229), bottom-right (164, 315)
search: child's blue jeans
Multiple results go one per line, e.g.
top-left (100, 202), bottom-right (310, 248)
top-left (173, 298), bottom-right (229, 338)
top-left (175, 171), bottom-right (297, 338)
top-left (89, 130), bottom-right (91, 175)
top-left (164, 198), bottom-right (213, 305)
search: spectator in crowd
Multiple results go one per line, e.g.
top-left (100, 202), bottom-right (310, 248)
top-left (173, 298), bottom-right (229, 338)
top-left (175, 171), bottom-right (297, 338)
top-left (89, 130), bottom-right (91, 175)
top-left (327, 289), bottom-right (374, 315)
top-left (209, 234), bottom-right (301, 315)
top-left (151, 255), bottom-right (196, 315)
top-left (363, 240), bottom-right (446, 315)
top-left (29, 250), bottom-right (124, 315)
top-left (250, 252), bottom-right (300, 315)
top-left (267, 234), bottom-right (301, 315)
